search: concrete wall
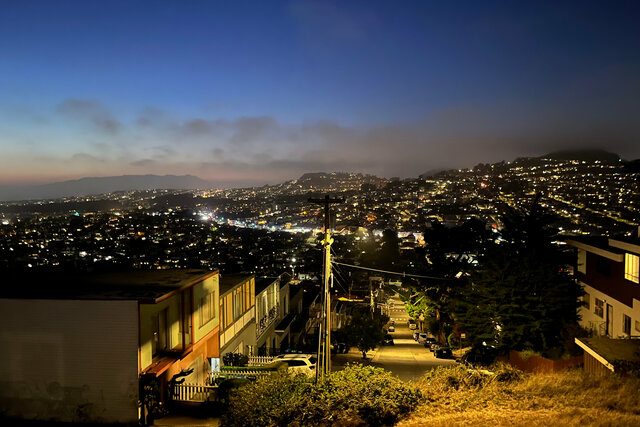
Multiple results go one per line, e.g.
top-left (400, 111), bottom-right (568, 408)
top-left (0, 299), bottom-right (139, 424)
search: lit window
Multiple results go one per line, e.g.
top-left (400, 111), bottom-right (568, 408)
top-left (594, 298), bottom-right (604, 318)
top-left (624, 253), bottom-right (639, 283)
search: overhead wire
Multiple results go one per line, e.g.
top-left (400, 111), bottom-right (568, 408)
top-left (331, 260), bottom-right (458, 281)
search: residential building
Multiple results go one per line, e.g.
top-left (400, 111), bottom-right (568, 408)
top-left (254, 276), bottom-right (282, 355)
top-left (219, 274), bottom-right (256, 360)
top-left (0, 270), bottom-right (219, 424)
top-left (567, 235), bottom-right (640, 338)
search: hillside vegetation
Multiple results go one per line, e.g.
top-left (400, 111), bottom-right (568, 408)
top-left (401, 364), bottom-right (640, 427)
top-left (222, 363), bottom-right (640, 426)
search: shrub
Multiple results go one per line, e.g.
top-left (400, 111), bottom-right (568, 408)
top-left (223, 364), bottom-right (423, 427)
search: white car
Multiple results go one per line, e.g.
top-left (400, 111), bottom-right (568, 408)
top-left (271, 354), bottom-right (317, 376)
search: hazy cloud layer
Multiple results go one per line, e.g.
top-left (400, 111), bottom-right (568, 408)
top-left (57, 99), bottom-right (122, 134)
top-left (2, 95), bottom-right (640, 187)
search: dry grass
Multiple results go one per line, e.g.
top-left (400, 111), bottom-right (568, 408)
top-left (398, 364), bottom-right (640, 427)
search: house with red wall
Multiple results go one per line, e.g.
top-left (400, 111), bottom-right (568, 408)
top-left (567, 234), bottom-right (640, 338)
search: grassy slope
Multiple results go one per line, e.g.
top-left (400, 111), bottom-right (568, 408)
top-left (398, 364), bottom-right (640, 427)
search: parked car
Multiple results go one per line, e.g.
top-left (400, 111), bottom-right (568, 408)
top-left (423, 337), bottom-right (437, 349)
top-left (331, 342), bottom-right (348, 354)
top-left (388, 325), bottom-right (395, 333)
top-left (434, 346), bottom-right (454, 359)
top-left (459, 345), bottom-right (498, 366)
top-left (382, 334), bottom-right (395, 345)
top-left (417, 333), bottom-right (428, 344)
top-left (408, 319), bottom-right (417, 330)
top-left (413, 331), bottom-right (420, 341)
top-left (426, 341), bottom-right (439, 352)
top-left (270, 354), bottom-right (317, 376)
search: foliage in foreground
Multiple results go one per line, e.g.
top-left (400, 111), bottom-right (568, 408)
top-left (222, 364), bottom-right (422, 427)
top-left (399, 364), bottom-right (640, 427)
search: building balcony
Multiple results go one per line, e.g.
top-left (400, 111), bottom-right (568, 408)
top-left (256, 304), bottom-right (279, 338)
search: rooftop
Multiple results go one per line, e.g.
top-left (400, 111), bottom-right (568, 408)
top-left (576, 337), bottom-right (640, 372)
top-left (255, 276), bottom-right (280, 295)
top-left (0, 269), bottom-right (217, 303)
top-left (219, 273), bottom-right (254, 295)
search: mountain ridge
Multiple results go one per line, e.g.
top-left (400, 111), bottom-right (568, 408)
top-left (0, 174), bottom-right (211, 202)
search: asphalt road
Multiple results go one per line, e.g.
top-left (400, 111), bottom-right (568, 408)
top-left (332, 302), bottom-right (456, 382)
top-left (373, 306), bottom-right (457, 382)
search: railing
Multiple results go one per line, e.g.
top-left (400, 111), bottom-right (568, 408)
top-left (256, 304), bottom-right (280, 338)
top-left (209, 369), bottom-right (272, 382)
top-left (586, 321), bottom-right (607, 337)
top-left (172, 383), bottom-right (217, 402)
top-left (248, 355), bottom-right (275, 366)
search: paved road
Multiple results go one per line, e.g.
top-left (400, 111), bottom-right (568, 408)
top-left (373, 306), bottom-right (456, 381)
top-left (332, 302), bottom-right (456, 382)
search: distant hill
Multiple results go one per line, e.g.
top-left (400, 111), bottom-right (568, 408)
top-left (292, 172), bottom-right (387, 190)
top-left (419, 168), bottom-right (447, 178)
top-left (539, 149), bottom-right (620, 163)
top-left (0, 174), bottom-right (211, 202)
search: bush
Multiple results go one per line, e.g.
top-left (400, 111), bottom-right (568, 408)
top-left (223, 352), bottom-right (249, 367)
top-left (223, 364), bottom-right (423, 427)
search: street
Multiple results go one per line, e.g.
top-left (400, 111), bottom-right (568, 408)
top-left (332, 303), bottom-right (456, 382)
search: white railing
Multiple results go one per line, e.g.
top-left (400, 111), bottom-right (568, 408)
top-left (172, 383), bottom-right (217, 402)
top-left (248, 356), bottom-right (275, 366)
top-left (209, 369), bottom-right (271, 382)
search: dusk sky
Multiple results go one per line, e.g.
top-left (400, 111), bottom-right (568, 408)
top-left (1, 0), bottom-right (639, 187)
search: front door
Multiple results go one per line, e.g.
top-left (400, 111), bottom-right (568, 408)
top-left (606, 304), bottom-right (614, 336)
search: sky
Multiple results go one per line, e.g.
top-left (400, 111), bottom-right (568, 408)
top-left (1, 0), bottom-right (639, 187)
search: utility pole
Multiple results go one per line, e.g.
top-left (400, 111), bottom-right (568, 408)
top-left (309, 195), bottom-right (343, 380)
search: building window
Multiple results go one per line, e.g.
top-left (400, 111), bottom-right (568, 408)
top-left (635, 320), bottom-right (640, 333)
top-left (583, 293), bottom-right (590, 310)
top-left (233, 289), bottom-right (243, 320)
top-left (152, 307), bottom-right (170, 355)
top-left (200, 291), bottom-right (215, 327)
top-left (577, 249), bottom-right (586, 274)
top-left (624, 253), bottom-right (639, 283)
top-left (594, 298), bottom-right (604, 318)
top-left (623, 314), bottom-right (631, 336)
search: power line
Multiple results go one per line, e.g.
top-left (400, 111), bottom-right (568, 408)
top-left (331, 261), bottom-right (458, 281)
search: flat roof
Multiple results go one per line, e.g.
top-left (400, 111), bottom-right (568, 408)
top-left (576, 337), bottom-right (640, 371)
top-left (219, 274), bottom-right (254, 296)
top-left (255, 277), bottom-right (279, 295)
top-left (0, 269), bottom-right (218, 303)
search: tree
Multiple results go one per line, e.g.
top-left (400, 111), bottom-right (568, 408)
top-left (340, 307), bottom-right (387, 359)
top-left (453, 197), bottom-right (583, 355)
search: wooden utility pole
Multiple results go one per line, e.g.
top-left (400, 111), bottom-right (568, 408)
top-left (309, 195), bottom-right (343, 380)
